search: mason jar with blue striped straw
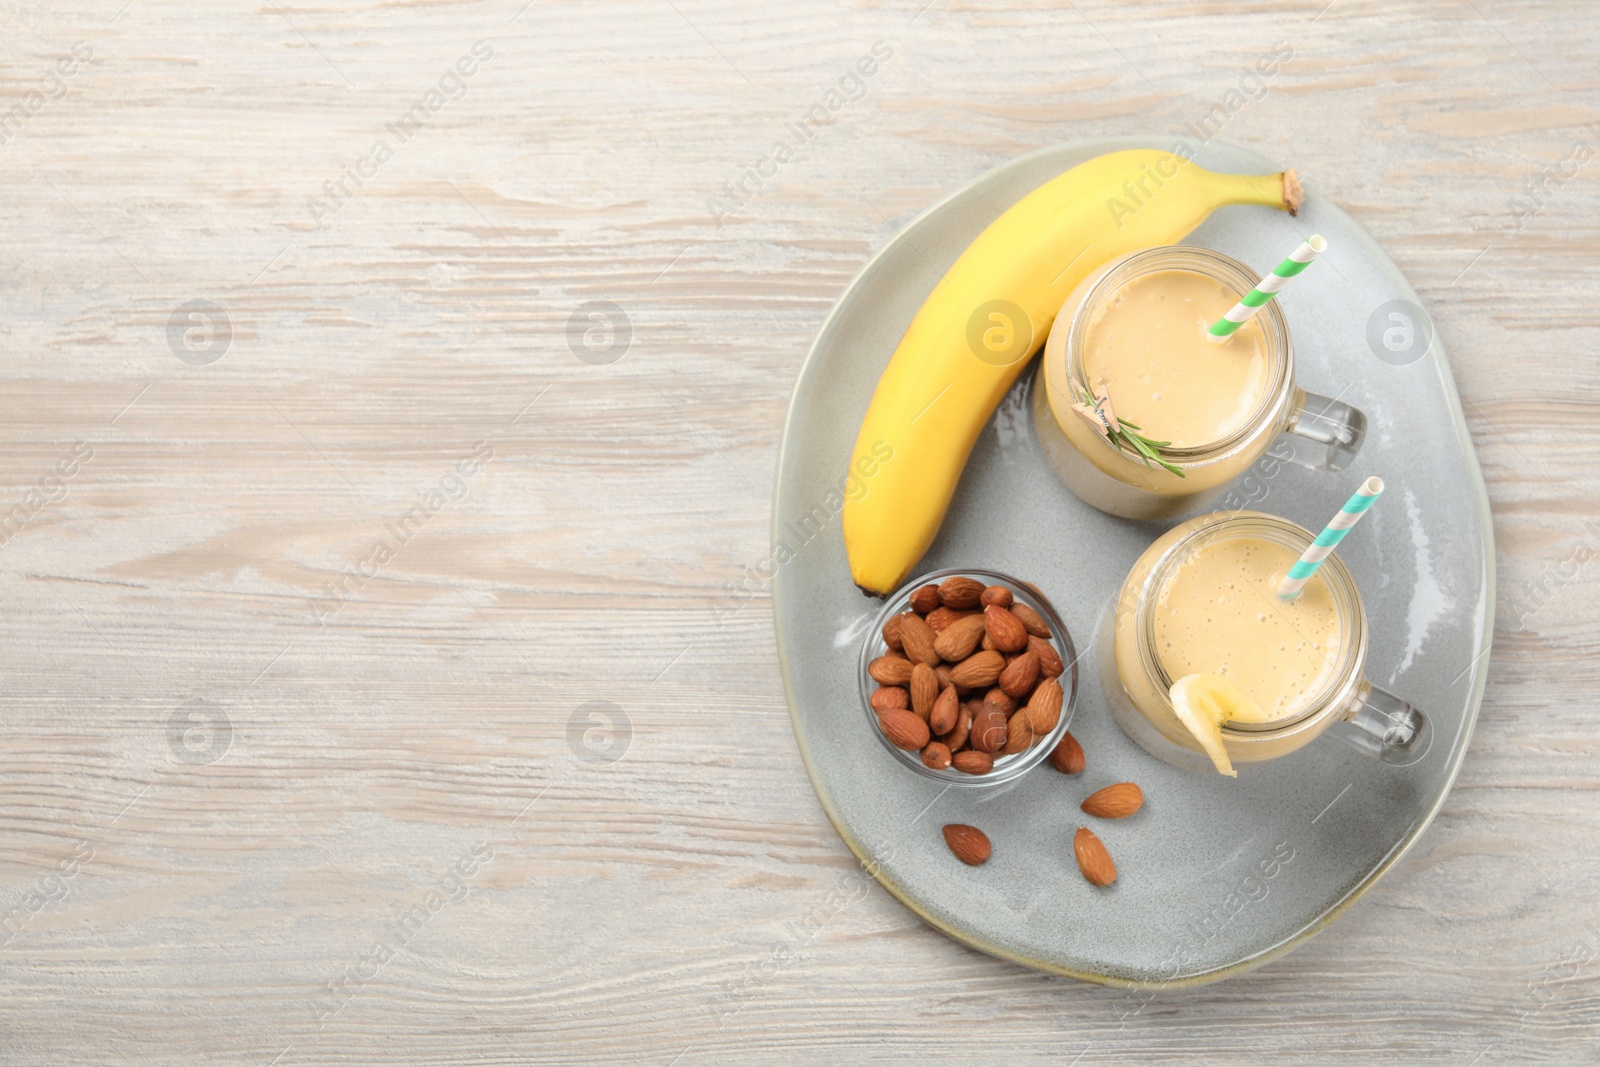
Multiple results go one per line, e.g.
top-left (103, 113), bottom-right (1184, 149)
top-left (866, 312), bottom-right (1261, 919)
top-left (1277, 476), bottom-right (1385, 601)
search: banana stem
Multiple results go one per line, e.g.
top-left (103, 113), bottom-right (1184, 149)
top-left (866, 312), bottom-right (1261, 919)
top-left (1204, 168), bottom-right (1302, 216)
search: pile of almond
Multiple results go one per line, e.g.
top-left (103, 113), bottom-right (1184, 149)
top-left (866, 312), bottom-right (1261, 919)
top-left (870, 575), bottom-right (1066, 775)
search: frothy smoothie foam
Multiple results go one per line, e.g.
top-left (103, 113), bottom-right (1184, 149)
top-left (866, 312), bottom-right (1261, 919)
top-left (1152, 534), bottom-right (1342, 720)
top-left (1081, 269), bottom-right (1269, 449)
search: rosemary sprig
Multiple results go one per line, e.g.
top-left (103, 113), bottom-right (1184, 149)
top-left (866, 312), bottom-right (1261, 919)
top-left (1075, 382), bottom-right (1186, 479)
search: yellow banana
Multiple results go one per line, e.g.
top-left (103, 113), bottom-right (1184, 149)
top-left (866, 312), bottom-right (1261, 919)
top-left (843, 149), bottom-right (1302, 594)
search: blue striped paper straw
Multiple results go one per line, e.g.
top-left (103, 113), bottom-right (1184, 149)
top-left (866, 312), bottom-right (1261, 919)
top-left (1208, 234), bottom-right (1327, 341)
top-left (1276, 477), bottom-right (1385, 601)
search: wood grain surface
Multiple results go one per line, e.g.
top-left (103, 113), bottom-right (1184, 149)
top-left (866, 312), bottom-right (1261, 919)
top-left (1, 1), bottom-right (1597, 1063)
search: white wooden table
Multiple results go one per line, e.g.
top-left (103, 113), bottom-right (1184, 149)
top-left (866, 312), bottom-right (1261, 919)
top-left (2, 2), bottom-right (1596, 1062)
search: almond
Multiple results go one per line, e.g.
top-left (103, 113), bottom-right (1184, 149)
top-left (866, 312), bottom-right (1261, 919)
top-left (998, 649), bottom-right (1040, 699)
top-left (1048, 730), bottom-right (1085, 775)
top-left (909, 663), bottom-right (939, 720)
top-left (909, 584), bottom-right (942, 614)
top-left (1023, 677), bottom-right (1064, 734)
top-left (925, 605), bottom-right (978, 634)
top-left (940, 704), bottom-right (974, 752)
top-left (951, 750), bottom-right (994, 775)
top-left (949, 649), bottom-right (1004, 688)
top-left (935, 664), bottom-right (955, 690)
top-left (933, 614), bottom-right (987, 662)
top-left (982, 688), bottom-right (1017, 717)
top-left (868, 654), bottom-right (913, 686)
top-left (942, 824), bottom-right (991, 865)
top-left (1081, 782), bottom-right (1143, 819)
top-left (970, 703), bottom-right (1008, 754)
top-left (938, 575), bottom-right (985, 610)
top-left (898, 613), bottom-right (939, 667)
top-left (1074, 827), bottom-right (1116, 887)
top-left (983, 605), bottom-right (1029, 654)
top-left (1003, 710), bottom-right (1035, 755)
top-left (921, 741), bottom-right (952, 770)
top-left (882, 612), bottom-right (907, 652)
top-left (878, 708), bottom-right (930, 751)
top-left (870, 686), bottom-right (908, 712)
top-left (981, 633), bottom-right (996, 652)
top-left (929, 685), bottom-right (959, 736)
top-left (1030, 634), bottom-right (1065, 679)
top-left (980, 584), bottom-right (1013, 609)
top-left (1011, 602), bottom-right (1051, 639)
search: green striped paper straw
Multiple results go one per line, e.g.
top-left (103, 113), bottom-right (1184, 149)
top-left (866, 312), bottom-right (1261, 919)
top-left (1208, 234), bottom-right (1327, 341)
top-left (1276, 476), bottom-right (1385, 601)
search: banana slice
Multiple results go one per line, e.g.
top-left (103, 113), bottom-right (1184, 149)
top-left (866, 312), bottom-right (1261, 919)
top-left (1169, 674), bottom-right (1273, 777)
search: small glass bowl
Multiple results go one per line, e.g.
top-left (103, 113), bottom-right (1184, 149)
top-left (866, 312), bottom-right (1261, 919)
top-left (858, 567), bottom-right (1078, 787)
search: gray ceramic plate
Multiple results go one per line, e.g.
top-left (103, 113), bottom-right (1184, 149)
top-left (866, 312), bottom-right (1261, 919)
top-left (772, 137), bottom-right (1493, 987)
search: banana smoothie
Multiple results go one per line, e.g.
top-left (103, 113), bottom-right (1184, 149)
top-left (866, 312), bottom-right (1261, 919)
top-left (1144, 533), bottom-right (1341, 718)
top-left (1105, 510), bottom-right (1410, 775)
top-left (1081, 268), bottom-right (1271, 449)
top-left (1036, 245), bottom-right (1368, 521)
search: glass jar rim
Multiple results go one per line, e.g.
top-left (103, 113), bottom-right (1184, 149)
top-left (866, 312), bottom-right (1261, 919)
top-left (1066, 245), bottom-right (1293, 463)
top-left (1132, 513), bottom-right (1366, 732)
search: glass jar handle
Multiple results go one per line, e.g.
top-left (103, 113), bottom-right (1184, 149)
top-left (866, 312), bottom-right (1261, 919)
top-left (1278, 388), bottom-right (1367, 472)
top-left (1327, 679), bottom-right (1431, 766)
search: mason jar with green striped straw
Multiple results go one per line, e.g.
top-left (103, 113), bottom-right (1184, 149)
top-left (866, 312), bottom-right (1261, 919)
top-left (1277, 476), bottom-right (1384, 601)
top-left (1208, 234), bottom-right (1327, 342)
